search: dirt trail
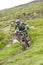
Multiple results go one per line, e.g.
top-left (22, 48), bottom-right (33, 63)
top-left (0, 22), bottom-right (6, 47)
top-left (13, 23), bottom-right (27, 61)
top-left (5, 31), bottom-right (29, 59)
top-left (0, 31), bottom-right (19, 53)
top-left (0, 30), bottom-right (23, 65)
top-left (0, 25), bottom-right (31, 65)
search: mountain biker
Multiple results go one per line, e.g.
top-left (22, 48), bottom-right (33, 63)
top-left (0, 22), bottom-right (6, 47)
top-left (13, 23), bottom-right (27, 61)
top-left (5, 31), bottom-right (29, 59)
top-left (15, 19), bottom-right (30, 47)
top-left (15, 19), bottom-right (29, 36)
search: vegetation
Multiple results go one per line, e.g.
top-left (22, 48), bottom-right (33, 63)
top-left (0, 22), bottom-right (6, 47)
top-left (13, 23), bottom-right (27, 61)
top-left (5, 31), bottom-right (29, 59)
top-left (0, 29), bottom-right (12, 49)
top-left (0, 0), bottom-right (43, 65)
top-left (0, 43), bottom-right (21, 62)
top-left (1, 18), bottom-right (43, 65)
top-left (0, 0), bottom-right (43, 21)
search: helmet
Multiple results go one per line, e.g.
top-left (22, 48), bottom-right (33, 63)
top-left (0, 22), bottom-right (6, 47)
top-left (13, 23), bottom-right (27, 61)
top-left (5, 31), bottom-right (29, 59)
top-left (15, 19), bottom-right (20, 24)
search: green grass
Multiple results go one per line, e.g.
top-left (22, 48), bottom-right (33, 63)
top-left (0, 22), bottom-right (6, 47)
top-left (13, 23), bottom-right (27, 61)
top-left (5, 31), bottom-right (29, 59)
top-left (0, 30), bottom-right (12, 49)
top-left (2, 18), bottom-right (43, 65)
top-left (0, 0), bottom-right (43, 21)
top-left (0, 0), bottom-right (43, 65)
top-left (0, 43), bottom-right (21, 62)
top-left (26, 18), bottom-right (43, 26)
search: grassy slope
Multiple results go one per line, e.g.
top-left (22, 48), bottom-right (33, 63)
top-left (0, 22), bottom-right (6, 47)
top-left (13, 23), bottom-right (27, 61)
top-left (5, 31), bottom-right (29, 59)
top-left (0, 0), bottom-right (43, 49)
top-left (1, 18), bottom-right (43, 65)
top-left (0, 0), bottom-right (43, 21)
top-left (0, 0), bottom-right (43, 65)
top-left (0, 43), bottom-right (21, 62)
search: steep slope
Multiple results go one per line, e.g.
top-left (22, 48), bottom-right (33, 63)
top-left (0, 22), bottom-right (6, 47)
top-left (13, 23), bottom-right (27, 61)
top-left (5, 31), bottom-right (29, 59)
top-left (0, 0), bottom-right (43, 21)
top-left (1, 18), bottom-right (43, 65)
top-left (0, 0), bottom-right (43, 65)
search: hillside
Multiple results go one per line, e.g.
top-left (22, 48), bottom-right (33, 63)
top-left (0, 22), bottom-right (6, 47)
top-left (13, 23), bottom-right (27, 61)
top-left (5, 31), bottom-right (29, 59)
top-left (0, 0), bottom-right (43, 65)
top-left (0, 0), bottom-right (43, 21)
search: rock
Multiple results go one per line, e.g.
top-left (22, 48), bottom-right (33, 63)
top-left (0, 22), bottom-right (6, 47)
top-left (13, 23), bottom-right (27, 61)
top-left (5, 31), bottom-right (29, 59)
top-left (6, 44), bottom-right (11, 47)
top-left (13, 39), bottom-right (19, 43)
top-left (2, 27), bottom-right (10, 31)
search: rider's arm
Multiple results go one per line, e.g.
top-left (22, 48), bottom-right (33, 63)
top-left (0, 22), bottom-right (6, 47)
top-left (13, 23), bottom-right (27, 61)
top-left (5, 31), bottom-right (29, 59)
top-left (15, 24), bottom-right (17, 30)
top-left (24, 22), bottom-right (29, 29)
